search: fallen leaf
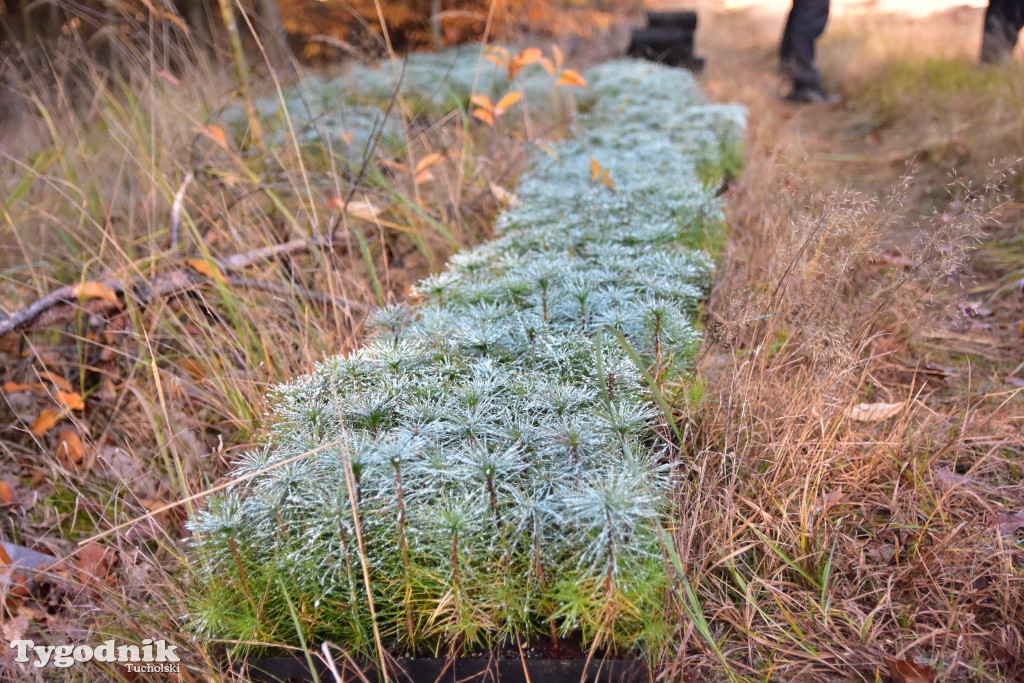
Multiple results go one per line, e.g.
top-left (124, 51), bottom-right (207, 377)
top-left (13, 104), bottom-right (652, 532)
top-left (3, 381), bottom-right (33, 393)
top-left (413, 168), bottom-right (435, 184)
top-left (0, 616), bottom-right (28, 644)
top-left (488, 181), bottom-right (519, 207)
top-left (344, 198), bottom-right (385, 222)
top-left (884, 656), bottom-right (937, 683)
top-left (38, 371), bottom-right (72, 393)
top-left (55, 429), bottom-right (86, 470)
top-left (414, 152), bottom-right (443, 174)
top-left (0, 481), bottom-right (12, 504)
top-left (176, 357), bottom-right (206, 381)
top-left (993, 510), bottom-right (1024, 536)
top-left (556, 69), bottom-right (587, 88)
top-left (844, 401), bottom-right (905, 422)
top-left (30, 409), bottom-right (60, 436)
top-left (932, 466), bottom-right (977, 491)
top-left (56, 391), bottom-right (84, 411)
top-left (185, 258), bottom-right (227, 284)
top-left (962, 302), bottom-right (993, 318)
top-left (71, 281), bottom-right (118, 305)
top-left (206, 124), bottom-right (229, 149)
top-left (76, 543), bottom-right (114, 587)
top-left (589, 157), bottom-right (602, 182)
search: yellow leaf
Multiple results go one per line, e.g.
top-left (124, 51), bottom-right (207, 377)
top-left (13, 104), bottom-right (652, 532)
top-left (414, 152), bottom-right (444, 174)
top-left (494, 91), bottom-right (523, 114)
top-left (469, 94), bottom-right (493, 111)
top-left (414, 169), bottom-right (436, 185)
top-left (844, 401), bottom-right (905, 422)
top-left (600, 169), bottom-right (617, 192)
top-left (3, 381), bottom-right (33, 393)
top-left (186, 259), bottom-right (227, 284)
top-left (552, 45), bottom-right (565, 70)
top-left (589, 157), bottom-right (601, 182)
top-left (472, 108), bottom-right (495, 126)
top-left (483, 52), bottom-right (508, 68)
top-left (556, 69), bottom-right (588, 88)
top-left (71, 281), bottom-right (118, 305)
top-left (484, 45), bottom-right (510, 66)
top-left (538, 57), bottom-right (555, 75)
top-left (340, 131), bottom-right (354, 146)
top-left (30, 409), bottom-right (59, 436)
top-left (39, 371), bottom-right (72, 393)
top-left (206, 124), bottom-right (229, 150)
top-left (56, 391), bottom-right (85, 411)
top-left (515, 47), bottom-right (543, 66)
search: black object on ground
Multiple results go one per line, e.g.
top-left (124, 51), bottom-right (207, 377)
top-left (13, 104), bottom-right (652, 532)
top-left (646, 10), bottom-right (698, 30)
top-left (627, 9), bottom-right (704, 72)
top-left (245, 656), bottom-right (649, 683)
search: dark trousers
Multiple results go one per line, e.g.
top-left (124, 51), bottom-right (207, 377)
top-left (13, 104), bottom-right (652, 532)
top-left (982, 0), bottom-right (1024, 63)
top-left (780, 0), bottom-right (830, 90)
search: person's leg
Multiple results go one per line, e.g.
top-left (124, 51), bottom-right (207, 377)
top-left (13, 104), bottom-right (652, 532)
top-left (982, 0), bottom-right (1024, 64)
top-left (780, 0), bottom-right (831, 95)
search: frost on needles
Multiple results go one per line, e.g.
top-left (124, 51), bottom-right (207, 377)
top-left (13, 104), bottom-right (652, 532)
top-left (188, 57), bottom-right (745, 659)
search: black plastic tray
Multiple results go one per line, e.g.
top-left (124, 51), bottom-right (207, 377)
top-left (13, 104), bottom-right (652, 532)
top-left (244, 655), bottom-right (648, 683)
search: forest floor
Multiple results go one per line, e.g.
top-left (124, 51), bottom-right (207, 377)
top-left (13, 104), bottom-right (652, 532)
top-left (0, 2), bottom-right (1022, 681)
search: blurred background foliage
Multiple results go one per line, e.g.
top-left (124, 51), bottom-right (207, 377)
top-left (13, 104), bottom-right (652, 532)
top-left (0, 0), bottom-right (631, 64)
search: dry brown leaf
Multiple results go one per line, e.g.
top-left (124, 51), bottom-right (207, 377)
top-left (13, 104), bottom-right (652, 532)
top-left (30, 409), bottom-right (60, 437)
top-left (488, 181), bottom-right (519, 208)
top-left (344, 198), bottom-right (385, 222)
top-left (76, 543), bottom-right (114, 587)
top-left (413, 169), bottom-right (435, 185)
top-left (56, 391), bottom-right (84, 411)
top-left (71, 281), bottom-right (118, 305)
top-left (185, 258), bottom-right (227, 284)
top-left (39, 371), bottom-right (72, 393)
top-left (884, 656), bottom-right (938, 683)
top-left (176, 357), bottom-right (206, 381)
top-left (993, 510), bottom-right (1024, 536)
top-left (0, 481), bottom-right (12, 504)
top-left (3, 381), bottom-right (33, 393)
top-left (414, 152), bottom-right (443, 174)
top-left (55, 429), bottom-right (86, 470)
top-left (206, 124), bottom-right (229, 149)
top-left (844, 401), bottom-right (905, 422)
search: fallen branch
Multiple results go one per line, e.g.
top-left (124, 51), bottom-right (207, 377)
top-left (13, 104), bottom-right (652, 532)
top-left (0, 235), bottom-right (367, 337)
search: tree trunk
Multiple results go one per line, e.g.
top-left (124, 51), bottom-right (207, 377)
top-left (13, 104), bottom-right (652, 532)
top-left (254, 0), bottom-right (293, 76)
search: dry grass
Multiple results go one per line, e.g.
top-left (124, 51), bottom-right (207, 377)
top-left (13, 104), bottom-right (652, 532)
top-left (1, 3), bottom-right (1023, 681)
top-left (0, 18), bottom-right (542, 680)
top-left (656, 6), bottom-right (1024, 681)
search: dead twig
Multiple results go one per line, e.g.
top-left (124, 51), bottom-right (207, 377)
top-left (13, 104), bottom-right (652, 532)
top-left (0, 235), bottom-right (367, 337)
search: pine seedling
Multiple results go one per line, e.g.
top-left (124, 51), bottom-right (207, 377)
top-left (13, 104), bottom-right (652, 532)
top-left (188, 50), bottom-right (744, 663)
